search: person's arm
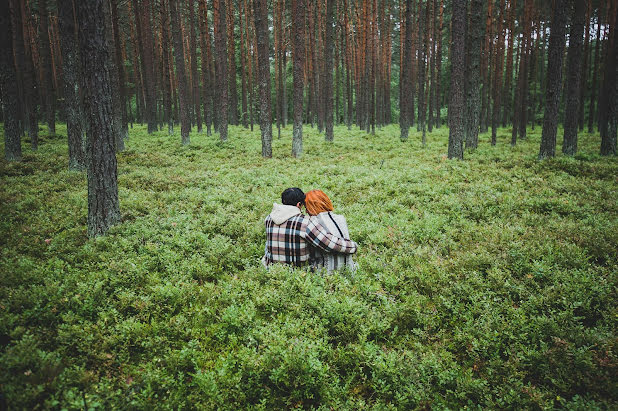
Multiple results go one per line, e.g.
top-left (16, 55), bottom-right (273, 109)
top-left (304, 217), bottom-right (358, 254)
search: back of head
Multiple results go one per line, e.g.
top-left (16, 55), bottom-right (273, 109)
top-left (281, 187), bottom-right (305, 206)
top-left (305, 190), bottom-right (334, 216)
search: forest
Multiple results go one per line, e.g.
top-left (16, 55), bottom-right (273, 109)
top-left (1, 0), bottom-right (617, 408)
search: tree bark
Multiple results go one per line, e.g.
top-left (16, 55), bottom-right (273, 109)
top-left (502, 0), bottom-right (516, 127)
top-left (464, 0), bottom-right (483, 149)
top-left (76, 0), bottom-right (120, 237)
top-left (161, 0), bottom-right (174, 134)
top-left (227, 0), bottom-right (238, 125)
top-left (133, 0), bottom-right (157, 133)
top-left (214, 0), bottom-right (229, 141)
top-left (170, 0), bottom-right (192, 144)
top-left (539, 0), bottom-right (568, 159)
top-left (103, 0), bottom-right (124, 152)
top-left (324, 0), bottom-right (336, 141)
top-left (1, 0), bottom-right (22, 161)
top-left (57, 0), bottom-right (86, 169)
top-left (111, 0), bottom-right (128, 143)
top-left (491, 0), bottom-right (506, 145)
top-left (39, 0), bottom-right (56, 136)
top-left (253, 0), bottom-right (272, 157)
top-left (17, 0), bottom-right (38, 147)
top-left (600, 1), bottom-right (617, 155)
top-left (588, 20), bottom-right (601, 133)
top-left (562, 0), bottom-right (586, 155)
top-left (189, 0), bottom-right (202, 133)
top-left (448, 0), bottom-right (465, 159)
top-left (400, 0), bottom-right (413, 141)
top-left (291, 0), bottom-right (304, 157)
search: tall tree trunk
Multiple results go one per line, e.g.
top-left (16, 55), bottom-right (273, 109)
top-left (400, 0), bottom-right (413, 141)
top-left (562, 0), bottom-right (586, 155)
top-left (161, 0), bottom-right (174, 134)
top-left (170, 0), bottom-right (192, 144)
top-left (253, 0), bottom-right (272, 157)
top-left (9, 0), bottom-right (25, 138)
top-left (435, 0), bottom-right (443, 128)
top-left (428, 0), bottom-right (436, 134)
top-left (517, 0), bottom-right (532, 141)
top-left (1, 0), bottom-right (21, 160)
top-left (324, 0), bottom-right (336, 141)
top-left (214, 0), bottom-right (229, 141)
top-left (291, 0), bottom-right (304, 157)
top-left (76, 0), bottom-right (120, 237)
top-left (189, 0), bottom-right (202, 133)
top-left (480, 0), bottom-right (493, 134)
top-left (464, 0), bottom-right (483, 149)
top-left (133, 0), bottom-right (158, 133)
top-left (448, 0), bottom-right (466, 159)
top-left (111, 0), bottom-right (128, 142)
top-left (103, 0), bottom-right (124, 152)
top-left (588, 20), bottom-right (601, 133)
top-left (18, 0), bottom-right (38, 147)
top-left (599, 0), bottom-right (617, 155)
top-left (539, 0), bottom-right (568, 159)
top-left (492, 0), bottom-right (506, 145)
top-left (417, 2), bottom-right (427, 142)
top-left (227, 0), bottom-right (238, 125)
top-left (241, 0), bottom-right (249, 129)
top-left (199, 0), bottom-right (213, 135)
top-left (578, 0), bottom-right (592, 131)
top-left (57, 0), bottom-right (86, 169)
top-left (502, 0), bottom-right (516, 127)
top-left (39, 0), bottom-right (56, 136)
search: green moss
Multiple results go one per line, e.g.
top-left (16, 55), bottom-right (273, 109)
top-left (1, 123), bottom-right (617, 409)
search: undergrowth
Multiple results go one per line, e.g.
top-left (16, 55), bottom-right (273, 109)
top-left (1, 123), bottom-right (617, 409)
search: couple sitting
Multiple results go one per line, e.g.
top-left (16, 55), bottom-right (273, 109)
top-left (263, 187), bottom-right (358, 272)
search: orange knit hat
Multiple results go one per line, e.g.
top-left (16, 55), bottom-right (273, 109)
top-left (305, 189), bottom-right (334, 216)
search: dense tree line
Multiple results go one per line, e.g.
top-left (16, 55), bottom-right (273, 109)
top-left (1, 0), bottom-right (617, 234)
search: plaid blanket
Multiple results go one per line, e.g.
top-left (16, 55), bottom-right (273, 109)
top-left (264, 214), bottom-right (358, 267)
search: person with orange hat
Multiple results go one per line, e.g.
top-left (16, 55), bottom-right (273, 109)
top-left (304, 189), bottom-right (358, 273)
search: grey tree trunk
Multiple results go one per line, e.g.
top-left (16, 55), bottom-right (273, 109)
top-left (448, 0), bottom-right (466, 159)
top-left (57, 0), bottom-right (86, 170)
top-left (161, 0), bottom-right (173, 135)
top-left (17, 0), bottom-right (38, 148)
top-left (189, 0), bottom-right (202, 133)
top-left (562, 0), bottom-right (586, 156)
top-left (464, 0), bottom-right (483, 150)
top-left (170, 0), bottom-right (192, 144)
top-left (254, 0), bottom-right (272, 157)
top-left (291, 0), bottom-right (304, 157)
top-left (539, 0), bottom-right (568, 160)
top-left (600, 11), bottom-right (617, 156)
top-left (76, 0), bottom-right (120, 237)
top-left (111, 0), bottom-right (128, 143)
top-left (1, 0), bottom-right (22, 161)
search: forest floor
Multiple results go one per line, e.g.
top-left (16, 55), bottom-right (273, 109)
top-left (1, 123), bottom-right (617, 409)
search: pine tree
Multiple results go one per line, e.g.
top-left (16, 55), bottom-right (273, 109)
top-left (448, 0), bottom-right (466, 159)
top-left (170, 0), bottom-right (192, 144)
top-left (1, 0), bottom-right (22, 160)
top-left (254, 0), bottom-right (272, 157)
top-left (539, 0), bottom-right (568, 159)
top-left (76, 0), bottom-right (120, 237)
top-left (291, 0), bottom-right (304, 157)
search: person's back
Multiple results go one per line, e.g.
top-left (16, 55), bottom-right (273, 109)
top-left (309, 211), bottom-right (358, 273)
top-left (263, 188), bottom-right (358, 267)
top-left (304, 190), bottom-right (358, 273)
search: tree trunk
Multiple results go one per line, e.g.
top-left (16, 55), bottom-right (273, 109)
top-left (464, 0), bottom-right (483, 149)
top-left (588, 20), bottom-right (601, 133)
top-left (241, 0), bottom-right (249, 129)
top-left (199, 0), bottom-right (213, 135)
top-left (227, 0), bottom-right (238, 125)
top-left (76, 0), bottom-right (120, 237)
top-left (578, 0), bottom-right (592, 131)
top-left (161, 0), bottom-right (174, 134)
top-left (253, 0), bottom-right (272, 157)
top-left (1, 0), bottom-right (21, 161)
top-left (103, 0), bottom-right (124, 152)
top-left (400, 0), bottom-right (413, 141)
top-left (17, 0), bottom-right (38, 147)
top-left (323, 0), bottom-right (336, 140)
top-left (170, 0), bottom-right (192, 144)
top-left (502, 0), bottom-right (516, 127)
top-left (600, 1), bottom-right (617, 155)
top-left (562, 0), bottom-right (586, 155)
top-left (291, 0), bottom-right (304, 157)
top-left (492, 0), bottom-right (506, 145)
top-left (188, 0), bottom-right (202, 133)
top-left (133, 0), bottom-right (158, 133)
top-left (539, 0), bottom-right (568, 159)
top-left (39, 0), bottom-right (56, 136)
top-left (57, 0), bottom-right (86, 169)
top-left (214, 0), bottom-right (229, 141)
top-left (111, 0), bottom-right (128, 143)
top-left (448, 0), bottom-right (465, 159)
top-left (435, 0), bottom-right (443, 128)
